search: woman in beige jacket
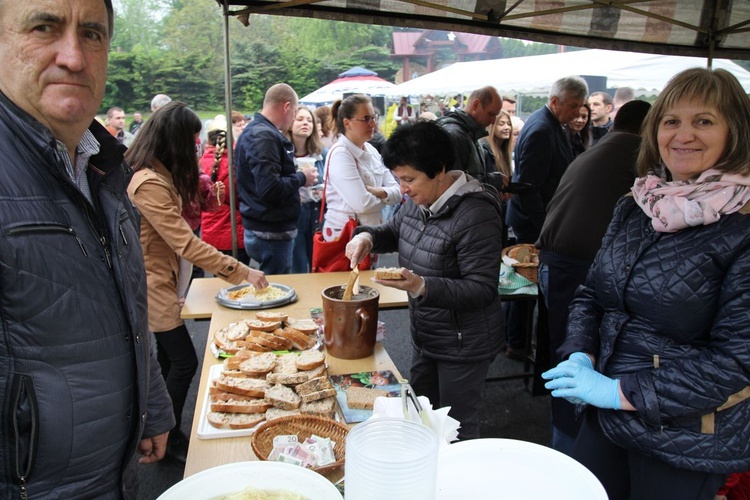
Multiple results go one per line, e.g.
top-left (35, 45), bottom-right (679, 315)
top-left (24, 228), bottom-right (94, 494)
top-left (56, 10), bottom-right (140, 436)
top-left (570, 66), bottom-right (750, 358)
top-left (126, 102), bottom-right (266, 464)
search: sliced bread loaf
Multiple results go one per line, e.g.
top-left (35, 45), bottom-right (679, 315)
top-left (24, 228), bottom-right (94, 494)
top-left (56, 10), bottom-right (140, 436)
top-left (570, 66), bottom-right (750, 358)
top-left (266, 407), bottom-right (302, 421)
top-left (256, 311), bottom-right (289, 322)
top-left (210, 398), bottom-right (272, 414)
top-left (295, 376), bottom-right (333, 396)
top-left (300, 387), bottom-right (337, 404)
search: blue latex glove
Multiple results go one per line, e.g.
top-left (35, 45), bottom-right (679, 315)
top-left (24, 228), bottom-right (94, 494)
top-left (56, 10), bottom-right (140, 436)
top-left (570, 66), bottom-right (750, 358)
top-left (542, 352), bottom-right (622, 410)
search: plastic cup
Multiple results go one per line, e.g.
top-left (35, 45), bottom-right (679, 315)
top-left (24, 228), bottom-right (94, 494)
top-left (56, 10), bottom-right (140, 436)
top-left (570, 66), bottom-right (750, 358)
top-left (345, 418), bottom-right (438, 500)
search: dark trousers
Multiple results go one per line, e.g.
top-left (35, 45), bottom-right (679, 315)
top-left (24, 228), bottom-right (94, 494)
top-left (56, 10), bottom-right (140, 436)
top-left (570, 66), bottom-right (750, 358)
top-left (154, 324), bottom-right (198, 431)
top-left (539, 250), bottom-right (592, 446)
top-left (292, 201), bottom-right (321, 274)
top-left (573, 408), bottom-right (727, 500)
top-left (503, 233), bottom-right (536, 350)
top-left (410, 349), bottom-right (492, 440)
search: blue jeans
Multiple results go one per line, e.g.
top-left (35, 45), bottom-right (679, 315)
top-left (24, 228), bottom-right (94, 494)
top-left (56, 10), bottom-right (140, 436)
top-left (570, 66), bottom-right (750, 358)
top-left (244, 232), bottom-right (294, 275)
top-left (292, 202), bottom-right (320, 274)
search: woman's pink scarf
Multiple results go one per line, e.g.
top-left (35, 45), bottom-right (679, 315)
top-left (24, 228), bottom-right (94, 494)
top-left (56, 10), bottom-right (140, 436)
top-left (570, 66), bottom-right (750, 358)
top-left (632, 168), bottom-right (750, 233)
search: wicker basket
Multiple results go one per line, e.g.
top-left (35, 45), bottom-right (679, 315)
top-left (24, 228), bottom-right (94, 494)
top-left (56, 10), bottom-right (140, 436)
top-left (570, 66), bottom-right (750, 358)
top-left (251, 415), bottom-right (350, 474)
top-left (501, 244), bottom-right (539, 283)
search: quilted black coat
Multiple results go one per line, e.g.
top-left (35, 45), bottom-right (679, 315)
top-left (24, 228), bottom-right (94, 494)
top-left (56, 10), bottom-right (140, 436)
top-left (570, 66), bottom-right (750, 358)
top-left (0, 93), bottom-right (174, 498)
top-left (561, 196), bottom-right (750, 473)
top-left (357, 178), bottom-right (505, 362)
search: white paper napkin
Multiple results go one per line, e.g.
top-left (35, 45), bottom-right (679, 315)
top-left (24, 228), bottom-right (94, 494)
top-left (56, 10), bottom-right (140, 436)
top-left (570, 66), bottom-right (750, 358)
top-left (371, 396), bottom-right (460, 447)
top-left (502, 255), bottom-right (519, 266)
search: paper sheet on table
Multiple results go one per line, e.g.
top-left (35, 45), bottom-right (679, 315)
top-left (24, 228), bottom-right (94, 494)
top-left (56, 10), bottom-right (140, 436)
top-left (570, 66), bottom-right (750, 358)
top-left (372, 396), bottom-right (460, 447)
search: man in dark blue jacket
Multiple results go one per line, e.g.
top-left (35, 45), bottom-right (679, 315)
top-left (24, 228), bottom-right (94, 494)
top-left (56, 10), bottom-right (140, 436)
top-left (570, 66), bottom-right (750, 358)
top-left (236, 83), bottom-right (318, 274)
top-left (0, 0), bottom-right (174, 497)
top-left (504, 76), bottom-right (588, 360)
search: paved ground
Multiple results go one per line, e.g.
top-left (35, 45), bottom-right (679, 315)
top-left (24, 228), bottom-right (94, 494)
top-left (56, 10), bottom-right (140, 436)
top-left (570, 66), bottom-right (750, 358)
top-left (137, 255), bottom-right (551, 499)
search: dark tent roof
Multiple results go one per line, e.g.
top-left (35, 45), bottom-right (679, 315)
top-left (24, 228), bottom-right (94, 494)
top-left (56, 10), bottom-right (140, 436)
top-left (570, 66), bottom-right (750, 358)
top-left (216, 0), bottom-right (750, 60)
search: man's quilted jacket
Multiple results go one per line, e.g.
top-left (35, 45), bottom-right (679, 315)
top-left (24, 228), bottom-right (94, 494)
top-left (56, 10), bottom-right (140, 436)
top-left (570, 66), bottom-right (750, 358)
top-left (560, 196), bottom-right (750, 473)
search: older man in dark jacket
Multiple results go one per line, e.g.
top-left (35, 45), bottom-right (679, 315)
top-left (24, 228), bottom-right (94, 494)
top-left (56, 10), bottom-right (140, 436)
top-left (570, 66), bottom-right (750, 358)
top-left (0, 0), bottom-right (174, 498)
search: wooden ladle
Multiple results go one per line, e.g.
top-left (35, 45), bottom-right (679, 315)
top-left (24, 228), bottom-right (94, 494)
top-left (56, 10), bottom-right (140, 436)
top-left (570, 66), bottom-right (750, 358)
top-left (342, 267), bottom-right (360, 300)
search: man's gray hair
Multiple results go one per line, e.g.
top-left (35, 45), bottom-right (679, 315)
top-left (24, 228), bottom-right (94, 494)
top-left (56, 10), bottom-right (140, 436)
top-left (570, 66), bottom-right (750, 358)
top-left (549, 76), bottom-right (589, 101)
top-left (151, 94), bottom-right (172, 112)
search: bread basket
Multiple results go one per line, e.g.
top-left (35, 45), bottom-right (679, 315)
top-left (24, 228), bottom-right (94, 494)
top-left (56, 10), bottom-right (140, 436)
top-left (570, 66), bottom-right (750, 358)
top-left (251, 415), bottom-right (350, 474)
top-left (501, 244), bottom-right (539, 283)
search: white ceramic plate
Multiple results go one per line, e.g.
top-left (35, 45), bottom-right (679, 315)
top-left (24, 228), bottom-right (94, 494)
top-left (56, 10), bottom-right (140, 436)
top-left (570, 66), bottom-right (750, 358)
top-left (156, 461), bottom-right (343, 500)
top-left (437, 438), bottom-right (607, 500)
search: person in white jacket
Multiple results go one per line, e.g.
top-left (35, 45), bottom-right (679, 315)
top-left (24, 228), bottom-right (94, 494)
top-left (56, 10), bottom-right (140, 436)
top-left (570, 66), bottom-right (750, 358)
top-left (323, 94), bottom-right (401, 243)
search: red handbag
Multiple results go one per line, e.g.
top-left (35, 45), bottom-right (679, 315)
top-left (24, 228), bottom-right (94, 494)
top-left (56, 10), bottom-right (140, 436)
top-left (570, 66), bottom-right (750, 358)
top-left (311, 147), bottom-right (372, 273)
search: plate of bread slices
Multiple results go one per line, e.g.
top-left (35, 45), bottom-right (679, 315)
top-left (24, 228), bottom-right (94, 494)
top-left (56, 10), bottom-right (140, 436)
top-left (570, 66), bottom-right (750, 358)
top-left (199, 347), bottom-right (339, 439)
top-left (216, 283), bottom-right (297, 310)
top-left (212, 312), bottom-right (320, 358)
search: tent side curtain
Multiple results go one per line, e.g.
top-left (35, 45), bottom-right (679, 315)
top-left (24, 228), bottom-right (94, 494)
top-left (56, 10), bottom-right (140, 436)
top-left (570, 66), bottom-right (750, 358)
top-left (219, 0), bottom-right (750, 60)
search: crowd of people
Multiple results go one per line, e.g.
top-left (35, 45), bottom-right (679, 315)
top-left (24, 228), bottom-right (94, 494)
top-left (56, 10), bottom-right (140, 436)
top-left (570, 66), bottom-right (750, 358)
top-left (2, 0), bottom-right (750, 497)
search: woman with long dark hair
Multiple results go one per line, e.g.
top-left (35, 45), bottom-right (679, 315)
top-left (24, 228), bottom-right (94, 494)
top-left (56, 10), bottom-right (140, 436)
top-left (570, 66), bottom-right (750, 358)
top-left (126, 102), bottom-right (267, 464)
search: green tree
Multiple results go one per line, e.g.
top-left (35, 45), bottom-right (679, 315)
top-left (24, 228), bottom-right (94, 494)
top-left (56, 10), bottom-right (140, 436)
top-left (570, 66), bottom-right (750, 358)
top-left (111, 0), bottom-right (165, 52)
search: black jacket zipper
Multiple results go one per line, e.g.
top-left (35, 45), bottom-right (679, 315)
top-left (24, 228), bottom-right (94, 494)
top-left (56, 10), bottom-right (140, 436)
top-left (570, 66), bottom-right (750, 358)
top-left (10, 375), bottom-right (39, 500)
top-left (6, 224), bottom-right (88, 256)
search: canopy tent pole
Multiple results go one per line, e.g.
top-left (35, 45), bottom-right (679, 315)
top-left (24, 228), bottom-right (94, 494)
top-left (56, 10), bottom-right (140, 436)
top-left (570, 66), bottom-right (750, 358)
top-left (222, 0), bottom-right (239, 259)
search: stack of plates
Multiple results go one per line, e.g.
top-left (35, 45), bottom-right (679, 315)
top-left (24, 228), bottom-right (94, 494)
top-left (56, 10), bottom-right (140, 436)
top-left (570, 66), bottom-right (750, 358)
top-left (215, 283), bottom-right (297, 310)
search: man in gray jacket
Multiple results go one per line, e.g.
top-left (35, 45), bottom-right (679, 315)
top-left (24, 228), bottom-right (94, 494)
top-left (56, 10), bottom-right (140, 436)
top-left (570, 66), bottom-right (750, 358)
top-left (0, 0), bottom-right (174, 498)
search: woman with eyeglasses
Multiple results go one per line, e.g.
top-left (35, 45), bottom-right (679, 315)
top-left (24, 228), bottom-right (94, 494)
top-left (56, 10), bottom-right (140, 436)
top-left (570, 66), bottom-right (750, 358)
top-left (321, 94), bottom-right (401, 246)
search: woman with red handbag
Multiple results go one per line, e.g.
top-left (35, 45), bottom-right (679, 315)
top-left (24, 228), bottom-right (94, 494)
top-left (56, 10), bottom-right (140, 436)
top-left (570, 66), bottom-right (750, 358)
top-left (322, 95), bottom-right (401, 246)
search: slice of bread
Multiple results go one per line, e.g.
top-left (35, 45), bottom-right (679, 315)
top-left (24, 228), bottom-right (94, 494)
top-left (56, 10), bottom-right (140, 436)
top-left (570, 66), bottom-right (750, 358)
top-left (212, 329), bottom-right (242, 354)
top-left (207, 411), bottom-right (265, 430)
top-left (266, 371), bottom-right (310, 385)
top-left (224, 322), bottom-right (250, 342)
top-left (215, 375), bottom-right (269, 398)
top-left (266, 383), bottom-right (301, 410)
top-left (209, 388), bottom-right (260, 402)
top-left (300, 387), bottom-right (337, 404)
top-left (374, 267), bottom-right (406, 280)
top-left (244, 330), bottom-right (292, 351)
top-left (301, 364), bottom-right (328, 381)
top-left (266, 407), bottom-right (302, 421)
top-left (210, 398), bottom-right (272, 414)
top-left (272, 354), bottom-right (299, 374)
top-left (300, 397), bottom-right (337, 419)
top-left (285, 318), bottom-right (319, 335)
top-left (243, 319), bottom-right (282, 332)
top-left (238, 352), bottom-right (277, 377)
top-left (256, 311), bottom-right (289, 322)
top-left (222, 350), bottom-right (258, 371)
top-left (295, 376), bottom-right (333, 396)
top-left (275, 327), bottom-right (317, 350)
top-left (345, 386), bottom-right (389, 410)
top-left (220, 369), bottom-right (249, 379)
top-left (296, 349), bottom-right (325, 371)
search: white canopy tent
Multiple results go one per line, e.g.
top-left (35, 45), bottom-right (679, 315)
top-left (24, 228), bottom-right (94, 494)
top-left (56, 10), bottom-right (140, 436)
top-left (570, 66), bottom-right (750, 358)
top-left (300, 76), bottom-right (396, 106)
top-left (385, 49), bottom-right (750, 98)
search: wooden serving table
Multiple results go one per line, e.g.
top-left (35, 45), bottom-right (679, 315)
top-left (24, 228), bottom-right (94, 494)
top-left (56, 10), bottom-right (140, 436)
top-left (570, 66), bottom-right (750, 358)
top-left (182, 270), bottom-right (409, 320)
top-left (183, 272), bottom-right (408, 478)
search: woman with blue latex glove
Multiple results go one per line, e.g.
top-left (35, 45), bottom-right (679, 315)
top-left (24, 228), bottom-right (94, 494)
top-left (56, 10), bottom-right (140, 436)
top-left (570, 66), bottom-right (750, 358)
top-left (545, 68), bottom-right (750, 500)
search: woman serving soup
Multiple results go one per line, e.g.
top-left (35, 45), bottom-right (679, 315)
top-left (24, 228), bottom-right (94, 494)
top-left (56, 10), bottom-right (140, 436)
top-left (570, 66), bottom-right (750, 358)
top-left (543, 68), bottom-right (750, 499)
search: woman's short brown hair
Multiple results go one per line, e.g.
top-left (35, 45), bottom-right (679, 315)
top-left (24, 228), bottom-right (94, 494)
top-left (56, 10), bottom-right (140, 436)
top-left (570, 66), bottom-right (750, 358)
top-left (637, 68), bottom-right (750, 178)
